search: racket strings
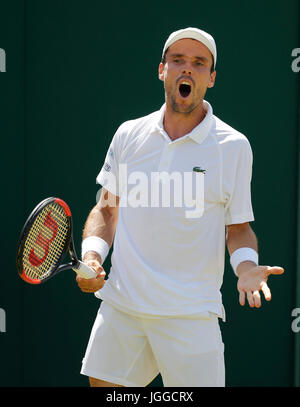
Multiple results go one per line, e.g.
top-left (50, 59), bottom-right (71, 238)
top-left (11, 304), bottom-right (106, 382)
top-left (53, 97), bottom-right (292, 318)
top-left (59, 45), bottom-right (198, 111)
top-left (22, 203), bottom-right (69, 279)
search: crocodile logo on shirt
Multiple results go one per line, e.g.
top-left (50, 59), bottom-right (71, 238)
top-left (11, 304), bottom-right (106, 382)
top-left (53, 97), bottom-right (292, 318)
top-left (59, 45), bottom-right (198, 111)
top-left (193, 166), bottom-right (206, 174)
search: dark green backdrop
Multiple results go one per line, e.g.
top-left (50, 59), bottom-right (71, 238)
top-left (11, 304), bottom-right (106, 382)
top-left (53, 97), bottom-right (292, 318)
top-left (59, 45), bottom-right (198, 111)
top-left (0, 0), bottom-right (299, 387)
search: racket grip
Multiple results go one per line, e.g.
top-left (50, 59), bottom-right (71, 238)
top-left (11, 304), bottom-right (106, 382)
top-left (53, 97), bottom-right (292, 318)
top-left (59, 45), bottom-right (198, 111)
top-left (73, 261), bottom-right (98, 279)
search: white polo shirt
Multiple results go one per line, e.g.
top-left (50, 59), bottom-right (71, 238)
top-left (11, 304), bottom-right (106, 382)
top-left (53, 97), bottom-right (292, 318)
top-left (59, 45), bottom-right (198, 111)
top-left (95, 100), bottom-right (254, 319)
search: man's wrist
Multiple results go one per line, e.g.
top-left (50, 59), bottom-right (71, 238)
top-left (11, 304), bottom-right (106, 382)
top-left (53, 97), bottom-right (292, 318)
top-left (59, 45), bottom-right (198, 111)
top-left (230, 247), bottom-right (258, 276)
top-left (83, 250), bottom-right (103, 265)
top-left (81, 236), bottom-right (109, 265)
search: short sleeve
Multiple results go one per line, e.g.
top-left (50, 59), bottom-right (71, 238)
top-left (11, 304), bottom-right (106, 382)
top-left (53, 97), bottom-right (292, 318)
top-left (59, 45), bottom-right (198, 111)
top-left (224, 139), bottom-right (254, 225)
top-left (96, 124), bottom-right (125, 197)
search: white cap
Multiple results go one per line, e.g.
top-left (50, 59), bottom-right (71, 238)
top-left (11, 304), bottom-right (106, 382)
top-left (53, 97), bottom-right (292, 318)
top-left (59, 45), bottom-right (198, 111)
top-left (162, 27), bottom-right (217, 69)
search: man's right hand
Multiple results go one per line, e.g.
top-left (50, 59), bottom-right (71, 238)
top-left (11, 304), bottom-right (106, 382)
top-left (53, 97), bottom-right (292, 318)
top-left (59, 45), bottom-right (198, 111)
top-left (76, 252), bottom-right (106, 293)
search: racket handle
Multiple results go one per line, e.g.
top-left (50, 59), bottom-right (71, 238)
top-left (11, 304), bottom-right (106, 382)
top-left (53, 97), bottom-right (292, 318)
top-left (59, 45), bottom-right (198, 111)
top-left (73, 261), bottom-right (97, 279)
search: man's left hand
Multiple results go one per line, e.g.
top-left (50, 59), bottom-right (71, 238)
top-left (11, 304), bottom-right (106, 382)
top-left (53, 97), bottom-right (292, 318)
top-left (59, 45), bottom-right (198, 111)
top-left (237, 265), bottom-right (284, 308)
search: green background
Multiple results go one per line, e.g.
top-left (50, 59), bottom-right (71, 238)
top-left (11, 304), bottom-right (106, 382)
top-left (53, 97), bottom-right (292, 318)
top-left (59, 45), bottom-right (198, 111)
top-left (0, 0), bottom-right (299, 386)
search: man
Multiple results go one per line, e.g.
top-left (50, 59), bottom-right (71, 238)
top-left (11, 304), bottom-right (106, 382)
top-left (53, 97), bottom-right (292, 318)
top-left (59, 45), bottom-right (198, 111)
top-left (77, 27), bottom-right (284, 387)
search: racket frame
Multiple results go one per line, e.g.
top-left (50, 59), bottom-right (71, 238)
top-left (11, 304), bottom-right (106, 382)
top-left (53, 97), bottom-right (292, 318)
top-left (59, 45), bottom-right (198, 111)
top-left (16, 197), bottom-right (88, 284)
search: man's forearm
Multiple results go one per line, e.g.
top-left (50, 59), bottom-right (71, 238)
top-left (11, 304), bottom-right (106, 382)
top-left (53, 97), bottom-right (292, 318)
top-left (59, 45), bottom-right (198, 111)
top-left (82, 189), bottom-right (119, 266)
top-left (226, 223), bottom-right (258, 276)
top-left (226, 223), bottom-right (258, 255)
top-left (83, 204), bottom-right (117, 248)
top-left (83, 188), bottom-right (119, 247)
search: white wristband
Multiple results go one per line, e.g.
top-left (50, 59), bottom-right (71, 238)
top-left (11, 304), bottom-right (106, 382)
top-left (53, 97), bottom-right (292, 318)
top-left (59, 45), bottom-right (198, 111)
top-left (230, 247), bottom-right (258, 276)
top-left (81, 236), bottom-right (109, 265)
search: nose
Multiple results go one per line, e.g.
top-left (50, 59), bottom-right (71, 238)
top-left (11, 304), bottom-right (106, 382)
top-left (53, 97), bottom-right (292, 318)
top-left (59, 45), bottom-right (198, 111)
top-left (182, 62), bottom-right (192, 75)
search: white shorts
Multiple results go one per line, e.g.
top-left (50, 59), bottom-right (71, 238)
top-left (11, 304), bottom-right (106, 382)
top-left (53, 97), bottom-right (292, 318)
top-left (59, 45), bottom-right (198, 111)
top-left (81, 301), bottom-right (225, 387)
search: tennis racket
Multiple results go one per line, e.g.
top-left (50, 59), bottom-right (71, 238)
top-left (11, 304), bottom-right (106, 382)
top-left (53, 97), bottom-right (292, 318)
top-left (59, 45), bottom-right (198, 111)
top-left (16, 197), bottom-right (97, 284)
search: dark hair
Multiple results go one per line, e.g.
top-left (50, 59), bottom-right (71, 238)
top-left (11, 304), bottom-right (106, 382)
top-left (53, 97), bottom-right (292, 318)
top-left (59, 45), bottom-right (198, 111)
top-left (161, 48), bottom-right (215, 74)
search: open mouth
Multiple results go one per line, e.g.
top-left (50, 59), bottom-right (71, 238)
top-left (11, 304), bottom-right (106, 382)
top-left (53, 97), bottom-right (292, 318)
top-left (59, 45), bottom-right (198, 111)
top-left (179, 82), bottom-right (191, 98)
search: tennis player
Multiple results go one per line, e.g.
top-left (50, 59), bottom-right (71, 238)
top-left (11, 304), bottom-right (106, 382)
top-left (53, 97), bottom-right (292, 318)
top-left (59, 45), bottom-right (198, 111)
top-left (76, 27), bottom-right (284, 387)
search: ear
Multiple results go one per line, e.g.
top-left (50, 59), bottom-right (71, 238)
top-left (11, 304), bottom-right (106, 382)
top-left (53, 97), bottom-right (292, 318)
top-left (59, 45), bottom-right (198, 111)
top-left (207, 70), bottom-right (216, 88)
top-left (158, 62), bottom-right (165, 81)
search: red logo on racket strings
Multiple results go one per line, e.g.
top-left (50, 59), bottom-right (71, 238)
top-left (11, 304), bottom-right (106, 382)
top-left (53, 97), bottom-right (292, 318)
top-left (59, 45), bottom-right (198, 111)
top-left (28, 211), bottom-right (58, 267)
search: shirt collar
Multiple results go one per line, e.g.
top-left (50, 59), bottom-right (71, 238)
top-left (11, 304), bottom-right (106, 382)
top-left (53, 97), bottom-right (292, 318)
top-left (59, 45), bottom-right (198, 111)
top-left (150, 100), bottom-right (213, 145)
